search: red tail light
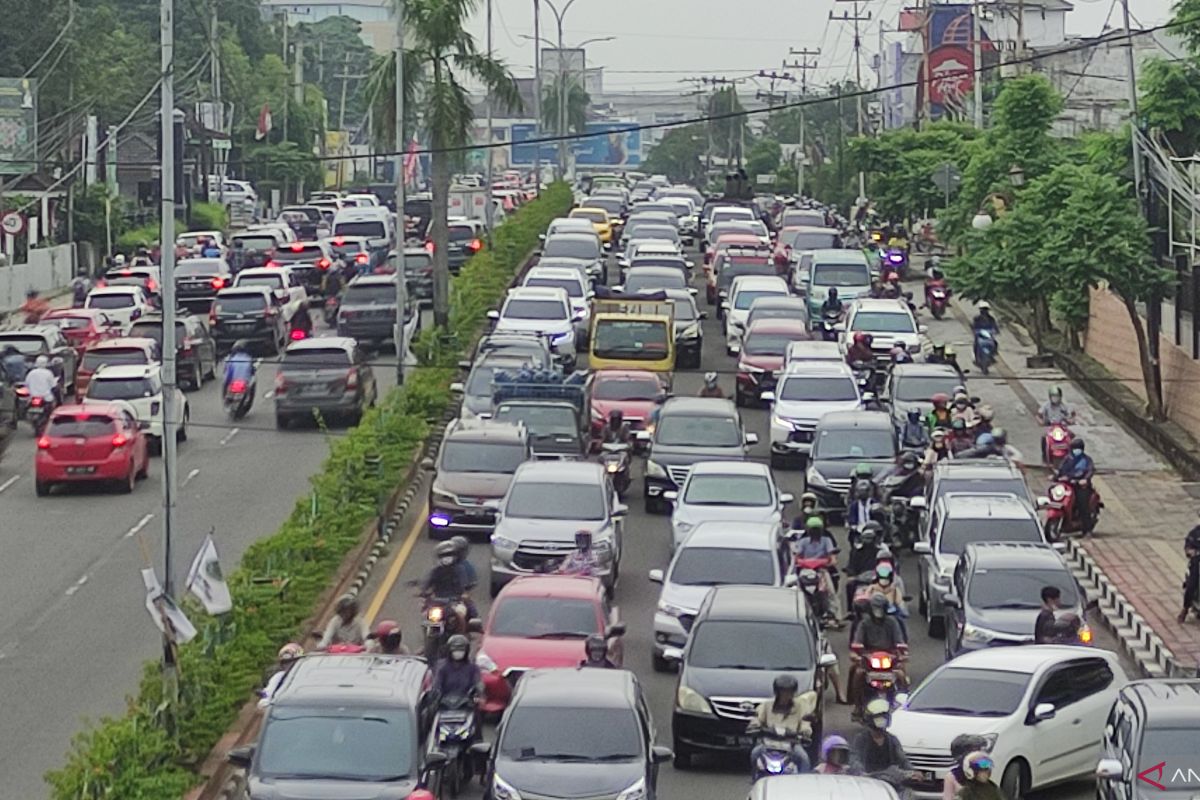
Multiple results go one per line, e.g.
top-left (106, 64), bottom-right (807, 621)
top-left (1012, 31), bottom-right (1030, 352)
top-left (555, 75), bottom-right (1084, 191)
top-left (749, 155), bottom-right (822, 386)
top-left (468, 238), bottom-right (483, 252)
top-left (228, 379), bottom-right (247, 393)
top-left (15, 386), bottom-right (29, 397)
top-left (37, 436), bottom-right (50, 450)
top-left (317, 258), bottom-right (331, 270)
top-left (869, 654), bottom-right (894, 670)
top-left (289, 328), bottom-right (308, 340)
top-left (211, 277), bottom-right (226, 289)
top-left (424, 240), bottom-right (434, 253)
top-left (147, 279), bottom-right (158, 291)
top-left (345, 369), bottom-right (358, 390)
top-left (290, 243), bottom-right (304, 252)
top-left (111, 433), bottom-right (128, 448)
top-left (96, 279), bottom-right (107, 288)
top-left (31, 397), bottom-right (43, 407)
top-left (355, 253), bottom-right (369, 264)
top-left (274, 373), bottom-right (287, 394)
top-left (121, 269), bottom-right (132, 276)
top-left (333, 236), bottom-right (345, 245)
top-left (266, 260), bottom-right (279, 268)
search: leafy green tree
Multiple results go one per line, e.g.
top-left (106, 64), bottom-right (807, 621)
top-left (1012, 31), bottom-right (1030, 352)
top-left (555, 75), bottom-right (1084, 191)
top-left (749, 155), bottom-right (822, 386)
top-left (642, 124), bottom-right (706, 185)
top-left (745, 138), bottom-right (782, 181)
top-left (368, 0), bottom-right (522, 327)
top-left (846, 122), bottom-right (976, 221)
top-left (1139, 58), bottom-right (1200, 156)
top-left (299, 16), bottom-right (376, 129)
top-left (541, 77), bottom-right (590, 135)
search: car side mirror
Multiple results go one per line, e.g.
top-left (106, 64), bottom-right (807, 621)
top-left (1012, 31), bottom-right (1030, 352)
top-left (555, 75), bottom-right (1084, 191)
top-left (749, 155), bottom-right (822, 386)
top-left (1032, 702), bottom-right (1056, 722)
top-left (1036, 496), bottom-right (1050, 509)
top-left (908, 496), bottom-right (927, 510)
top-left (1096, 759), bottom-right (1124, 779)
top-left (833, 322), bottom-right (845, 332)
top-left (648, 568), bottom-right (664, 583)
top-left (612, 285), bottom-right (625, 293)
top-left (784, 574), bottom-right (799, 588)
top-left (779, 492), bottom-right (795, 505)
top-left (613, 502), bottom-right (628, 517)
top-left (138, 420), bottom-right (151, 431)
top-left (651, 745), bottom-right (673, 765)
top-left (698, 311), bottom-right (708, 320)
top-left (662, 647), bottom-right (684, 662)
top-left (728, 343), bottom-right (741, 354)
top-left (818, 653), bottom-right (838, 669)
top-left (918, 325), bottom-right (928, 335)
top-left (688, 288), bottom-right (698, 296)
top-left (1052, 541), bottom-right (1068, 552)
top-left (720, 302), bottom-right (730, 311)
top-left (227, 745), bottom-right (254, 768)
top-left (606, 622), bottom-right (627, 638)
top-left (942, 592), bottom-right (961, 609)
top-left (759, 390), bottom-right (775, 403)
top-left (423, 751), bottom-right (449, 780)
top-left (662, 490), bottom-right (678, 502)
top-left (469, 742), bottom-right (492, 758)
top-left (745, 432), bottom-right (759, 445)
top-left (634, 430), bottom-right (651, 442)
top-left (913, 541), bottom-right (932, 555)
top-left (486, 310), bottom-right (500, 321)
top-left (449, 382), bottom-right (464, 393)
top-left (894, 692), bottom-right (910, 707)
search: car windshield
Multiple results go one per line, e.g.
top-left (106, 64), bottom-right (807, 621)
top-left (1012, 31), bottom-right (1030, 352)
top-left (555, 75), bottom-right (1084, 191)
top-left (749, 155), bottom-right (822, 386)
top-left (499, 707), bottom-right (642, 761)
top-left (712, 210), bottom-right (754, 224)
top-left (403, 253), bottom-right (432, 270)
top-left (851, 311), bottom-right (915, 334)
top-left (343, 284), bottom-right (396, 305)
top-left (503, 298), bottom-right (567, 321)
top-left (328, 241), bottom-right (366, 256)
top-left (656, 414), bottom-right (741, 447)
top-left (683, 474), bottom-right (772, 506)
top-left (907, 667), bottom-right (1030, 716)
top-left (688, 620), bottom-right (812, 670)
top-left (257, 706), bottom-right (414, 781)
top-left (781, 231), bottom-right (837, 250)
top-left (0, 335), bottom-right (45, 354)
top-left (82, 348), bottom-right (150, 370)
top-left (233, 235), bottom-right (277, 250)
top-left (744, 332), bottom-right (801, 356)
top-left (176, 260), bottom-right (223, 276)
top-left (734, 290), bottom-right (786, 311)
top-left (572, 209), bottom-right (606, 223)
top-left (543, 238), bottom-right (598, 259)
top-left (494, 405), bottom-right (578, 438)
top-left (779, 376), bottom-right (858, 402)
top-left (592, 320), bottom-right (670, 361)
top-left (526, 277), bottom-right (583, 298)
top-left (894, 374), bottom-right (962, 402)
top-left (670, 299), bottom-right (698, 322)
top-left (812, 263), bottom-right (869, 287)
top-left (940, 518), bottom-right (1043, 555)
top-left (334, 221), bottom-right (386, 239)
top-left (1139, 730), bottom-right (1200, 787)
top-left (626, 272), bottom-right (686, 293)
top-left (720, 263), bottom-right (775, 284)
top-left (215, 294), bottom-right (268, 313)
top-left (48, 414), bottom-right (117, 438)
top-left (88, 378), bottom-right (156, 400)
top-left (967, 567), bottom-right (1078, 609)
top-left (448, 226), bottom-right (478, 242)
top-left (88, 294), bottom-right (135, 309)
top-left (592, 376), bottom-right (661, 401)
top-left (670, 547), bottom-right (776, 586)
top-left (466, 363), bottom-right (524, 395)
top-left (814, 428), bottom-right (894, 459)
top-left (280, 349), bottom-right (351, 371)
top-left (506, 481), bottom-right (605, 520)
top-left (783, 212), bottom-right (825, 227)
top-left (934, 478), bottom-right (1030, 505)
top-left (489, 597), bottom-right (598, 638)
top-left (440, 441), bottom-right (526, 473)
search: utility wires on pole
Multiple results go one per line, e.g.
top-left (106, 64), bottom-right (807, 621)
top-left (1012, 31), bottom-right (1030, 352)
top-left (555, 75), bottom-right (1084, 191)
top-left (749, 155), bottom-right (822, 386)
top-left (394, 0), bottom-right (407, 385)
top-left (831, 0), bottom-right (871, 200)
top-left (696, 76), bottom-right (741, 168)
top-left (783, 48), bottom-right (820, 198)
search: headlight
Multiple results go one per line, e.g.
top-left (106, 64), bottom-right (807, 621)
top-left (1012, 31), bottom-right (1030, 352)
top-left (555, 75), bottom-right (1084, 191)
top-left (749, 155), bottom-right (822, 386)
top-left (492, 774), bottom-right (522, 800)
top-left (806, 467), bottom-right (826, 488)
top-left (677, 685), bottom-right (713, 715)
top-left (476, 651), bottom-right (498, 672)
top-left (645, 459), bottom-right (667, 478)
top-left (1079, 623), bottom-right (1094, 644)
top-left (605, 460), bottom-right (621, 473)
top-left (658, 600), bottom-right (686, 617)
top-left (616, 778), bottom-right (647, 800)
top-left (1049, 484), bottom-right (1068, 501)
top-left (593, 538), bottom-right (614, 558)
top-left (491, 534), bottom-right (519, 550)
top-left (962, 624), bottom-right (995, 644)
top-left (772, 414), bottom-right (795, 430)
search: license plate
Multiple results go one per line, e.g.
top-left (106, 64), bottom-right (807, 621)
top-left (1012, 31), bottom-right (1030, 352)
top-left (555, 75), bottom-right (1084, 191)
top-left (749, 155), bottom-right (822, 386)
top-left (735, 735), bottom-right (755, 747)
top-left (66, 466), bottom-right (96, 475)
top-left (299, 386), bottom-right (329, 396)
top-left (463, 509), bottom-right (488, 518)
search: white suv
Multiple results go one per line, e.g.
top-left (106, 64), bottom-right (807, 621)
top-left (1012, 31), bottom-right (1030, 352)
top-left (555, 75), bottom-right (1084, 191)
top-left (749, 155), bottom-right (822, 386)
top-left (843, 297), bottom-right (926, 361)
top-left (83, 364), bottom-right (189, 450)
top-left (488, 286), bottom-right (580, 368)
top-left (763, 361), bottom-right (862, 469)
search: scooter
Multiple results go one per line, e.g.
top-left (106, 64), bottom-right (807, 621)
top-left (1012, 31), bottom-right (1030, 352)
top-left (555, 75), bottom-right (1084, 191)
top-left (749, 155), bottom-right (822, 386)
top-left (26, 394), bottom-right (53, 435)
top-left (323, 296), bottom-right (340, 327)
top-left (974, 329), bottom-right (998, 375)
top-left (749, 727), bottom-right (811, 782)
top-left (1044, 477), bottom-right (1103, 540)
top-left (1042, 423), bottom-right (1073, 470)
top-left (926, 284), bottom-right (950, 319)
top-left (434, 693), bottom-right (479, 798)
top-left (223, 376), bottom-right (255, 420)
top-left (883, 249), bottom-right (908, 277)
top-left (820, 308), bottom-right (842, 341)
top-left (422, 596), bottom-right (468, 660)
top-left (599, 441), bottom-right (631, 498)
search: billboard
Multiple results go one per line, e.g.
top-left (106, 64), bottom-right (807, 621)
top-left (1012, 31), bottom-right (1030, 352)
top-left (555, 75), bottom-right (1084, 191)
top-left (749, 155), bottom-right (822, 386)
top-left (915, 4), bottom-right (996, 121)
top-left (510, 121), bottom-right (641, 167)
top-left (540, 48), bottom-right (586, 85)
top-left (0, 78), bottom-right (37, 176)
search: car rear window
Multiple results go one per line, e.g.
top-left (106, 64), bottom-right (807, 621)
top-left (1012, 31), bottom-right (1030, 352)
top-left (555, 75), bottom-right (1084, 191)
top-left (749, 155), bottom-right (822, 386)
top-left (333, 221), bottom-right (386, 239)
top-left (215, 294), bottom-right (269, 313)
top-left (281, 348), bottom-right (352, 370)
top-left (343, 284), bottom-right (396, 305)
top-left (274, 246), bottom-right (323, 263)
top-left (448, 226), bottom-right (477, 242)
top-left (128, 322), bottom-right (187, 345)
top-left (233, 235), bottom-right (277, 250)
top-left (779, 376), bottom-right (857, 402)
top-left (88, 377), bottom-right (157, 400)
top-left (175, 260), bottom-right (224, 276)
top-left (49, 414), bottom-right (116, 437)
top-left (87, 294), bottom-right (135, 309)
top-left (489, 597), bottom-right (598, 637)
top-left (670, 547), bottom-right (776, 586)
top-left (525, 277), bottom-right (583, 298)
top-left (236, 274), bottom-right (283, 290)
top-left (940, 517), bottom-right (1043, 555)
top-left (82, 348), bottom-right (151, 371)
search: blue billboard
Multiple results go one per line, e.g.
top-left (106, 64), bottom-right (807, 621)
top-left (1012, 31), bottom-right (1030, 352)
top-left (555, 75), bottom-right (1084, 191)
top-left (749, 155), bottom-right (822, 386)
top-left (510, 121), bottom-right (641, 167)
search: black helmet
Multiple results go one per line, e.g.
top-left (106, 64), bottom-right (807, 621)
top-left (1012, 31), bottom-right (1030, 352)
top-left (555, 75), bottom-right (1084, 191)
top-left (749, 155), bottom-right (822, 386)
top-left (608, 408), bottom-right (623, 426)
top-left (1071, 437), bottom-right (1085, 451)
top-left (773, 674), bottom-right (799, 694)
top-left (900, 451), bottom-right (919, 470)
top-left (859, 523), bottom-right (880, 547)
top-left (575, 529), bottom-right (592, 549)
top-left (25, 288), bottom-right (38, 299)
top-left (335, 594), bottom-right (358, 617)
top-left (907, 408), bottom-right (921, 422)
top-left (869, 592), bottom-right (889, 617)
top-left (447, 634), bottom-right (469, 655)
top-left (585, 633), bottom-right (607, 659)
top-left (828, 287), bottom-right (839, 300)
top-left (991, 427), bottom-right (1007, 446)
top-left (950, 734), bottom-right (990, 760)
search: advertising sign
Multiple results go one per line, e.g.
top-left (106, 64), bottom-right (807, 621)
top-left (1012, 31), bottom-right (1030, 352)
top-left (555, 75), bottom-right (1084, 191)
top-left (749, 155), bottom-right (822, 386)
top-left (510, 121), bottom-right (641, 167)
top-left (0, 78), bottom-right (37, 175)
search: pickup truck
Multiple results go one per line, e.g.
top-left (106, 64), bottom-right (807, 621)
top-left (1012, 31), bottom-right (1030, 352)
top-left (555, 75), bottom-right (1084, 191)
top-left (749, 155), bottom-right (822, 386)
top-left (491, 381), bottom-right (589, 460)
top-left (232, 267), bottom-right (309, 328)
top-left (588, 295), bottom-right (675, 373)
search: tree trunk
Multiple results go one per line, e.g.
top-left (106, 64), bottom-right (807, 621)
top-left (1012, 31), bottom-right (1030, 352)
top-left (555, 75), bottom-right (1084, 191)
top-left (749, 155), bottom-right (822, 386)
top-left (1120, 293), bottom-right (1166, 421)
top-left (430, 150), bottom-right (452, 329)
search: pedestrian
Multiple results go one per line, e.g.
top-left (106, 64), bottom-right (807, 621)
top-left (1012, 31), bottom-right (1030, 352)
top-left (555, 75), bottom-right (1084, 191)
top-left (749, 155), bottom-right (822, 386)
top-left (1033, 586), bottom-right (1062, 643)
top-left (1179, 526), bottom-right (1200, 623)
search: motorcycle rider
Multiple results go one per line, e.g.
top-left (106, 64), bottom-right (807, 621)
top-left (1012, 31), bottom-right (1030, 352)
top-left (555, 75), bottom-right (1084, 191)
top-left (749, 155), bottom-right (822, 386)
top-left (924, 263), bottom-right (949, 307)
top-left (925, 393), bottom-right (953, 431)
top-left (1047, 611), bottom-right (1084, 645)
top-left (889, 344), bottom-right (913, 365)
top-left (956, 752), bottom-right (1007, 800)
top-left (19, 289), bottom-right (50, 324)
top-left (258, 643), bottom-right (304, 708)
top-left (1055, 437), bottom-right (1097, 536)
top-left (971, 301), bottom-right (1000, 365)
top-left (71, 272), bottom-right (92, 307)
top-left (942, 734), bottom-right (991, 800)
top-left (370, 620), bottom-right (411, 654)
top-left (1034, 586), bottom-right (1064, 643)
top-left (748, 675), bottom-right (817, 773)
top-left (948, 417), bottom-right (974, 456)
top-left (793, 516), bottom-right (841, 622)
top-left (579, 633), bottom-right (618, 668)
top-left (1, 344), bottom-right (28, 384)
top-left (558, 529), bottom-right (601, 575)
top-left (975, 405), bottom-right (995, 436)
top-left (845, 523), bottom-right (882, 612)
top-left (862, 563), bottom-right (908, 637)
top-left (868, 276), bottom-right (886, 299)
top-left (433, 634), bottom-right (482, 701)
top-left (1180, 526), bottom-right (1200, 622)
top-left (421, 540), bottom-right (471, 602)
top-left (851, 697), bottom-right (915, 781)
top-left (25, 355), bottom-right (60, 407)
top-left (950, 392), bottom-right (977, 424)
top-left (1037, 386), bottom-right (1077, 426)
top-left (318, 595), bottom-right (369, 649)
top-left (846, 479), bottom-right (881, 538)
top-left (223, 339), bottom-right (255, 396)
top-left (816, 735), bottom-right (859, 775)
top-left (846, 332), bottom-right (875, 366)
top-left (698, 371), bottom-right (725, 398)
top-left (821, 287), bottom-right (844, 319)
top-left (882, 450), bottom-right (924, 500)
top-left (848, 593), bottom-right (908, 713)
top-left (923, 428), bottom-right (953, 469)
top-left (603, 408), bottom-right (629, 445)
top-left (450, 535), bottom-right (480, 622)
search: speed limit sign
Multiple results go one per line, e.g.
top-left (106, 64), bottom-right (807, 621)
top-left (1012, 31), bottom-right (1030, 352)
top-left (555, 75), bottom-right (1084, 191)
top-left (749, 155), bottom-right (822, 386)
top-left (0, 211), bottom-right (26, 236)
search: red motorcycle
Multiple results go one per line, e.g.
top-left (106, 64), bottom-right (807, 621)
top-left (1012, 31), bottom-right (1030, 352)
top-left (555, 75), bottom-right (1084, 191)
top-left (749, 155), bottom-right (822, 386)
top-left (925, 281), bottom-right (950, 319)
top-left (1042, 424), bottom-right (1073, 470)
top-left (1044, 477), bottom-right (1103, 540)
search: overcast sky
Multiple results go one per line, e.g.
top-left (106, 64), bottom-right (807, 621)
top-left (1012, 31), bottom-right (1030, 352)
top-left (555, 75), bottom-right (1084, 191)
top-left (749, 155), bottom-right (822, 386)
top-left (462, 0), bottom-right (1176, 92)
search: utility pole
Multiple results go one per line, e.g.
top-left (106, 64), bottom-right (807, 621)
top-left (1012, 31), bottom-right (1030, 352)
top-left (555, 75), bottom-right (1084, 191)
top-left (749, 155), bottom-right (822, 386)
top-left (784, 49), bottom-right (820, 198)
top-left (337, 52), bottom-right (353, 132)
top-left (532, 0), bottom-right (542, 194)
top-left (394, 0), bottom-right (407, 385)
top-left (484, 0), bottom-right (494, 239)
top-left (158, 0), bottom-right (180, 705)
top-left (700, 76), bottom-right (738, 169)
top-left (921, 0), bottom-right (932, 126)
top-left (211, 0), bottom-right (224, 203)
top-left (281, 11), bottom-right (289, 145)
top-left (755, 70), bottom-right (794, 108)
top-left (972, 1), bottom-right (983, 128)
top-left (293, 27), bottom-right (304, 105)
top-left (831, 0), bottom-right (871, 200)
top-left (1120, 0), bottom-right (1144, 210)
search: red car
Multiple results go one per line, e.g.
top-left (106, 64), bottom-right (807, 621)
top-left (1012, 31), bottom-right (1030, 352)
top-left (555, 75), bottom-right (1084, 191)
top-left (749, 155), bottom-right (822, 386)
top-left (35, 401), bottom-right (150, 496)
top-left (476, 575), bottom-right (626, 715)
top-left (41, 309), bottom-right (122, 360)
top-left (735, 318), bottom-right (812, 407)
top-left (587, 368), bottom-right (669, 449)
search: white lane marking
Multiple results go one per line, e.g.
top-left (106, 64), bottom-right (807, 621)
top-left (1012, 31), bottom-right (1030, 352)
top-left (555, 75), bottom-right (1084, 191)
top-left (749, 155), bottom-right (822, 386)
top-left (182, 468), bottom-right (200, 487)
top-left (219, 427), bottom-right (240, 445)
top-left (64, 575), bottom-right (88, 596)
top-left (262, 391), bottom-right (275, 400)
top-left (0, 475), bottom-right (20, 494)
top-left (124, 513), bottom-right (155, 540)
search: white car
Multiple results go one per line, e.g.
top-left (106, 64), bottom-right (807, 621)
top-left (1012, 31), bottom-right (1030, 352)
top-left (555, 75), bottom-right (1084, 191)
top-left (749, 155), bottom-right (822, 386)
top-left (84, 286), bottom-right (153, 332)
top-left (763, 361), bottom-right (863, 468)
top-left (488, 286), bottom-right (580, 367)
top-left (666, 461), bottom-right (792, 551)
top-left (890, 646), bottom-right (1128, 800)
top-left (723, 275), bottom-right (790, 353)
top-left (83, 364), bottom-right (189, 450)
top-left (843, 297), bottom-right (926, 361)
top-left (523, 266), bottom-right (592, 347)
top-left (783, 340), bottom-right (844, 371)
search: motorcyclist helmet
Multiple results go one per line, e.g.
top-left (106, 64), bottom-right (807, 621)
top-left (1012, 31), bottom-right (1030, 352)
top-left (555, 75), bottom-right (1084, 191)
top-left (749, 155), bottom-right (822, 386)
top-left (978, 404), bottom-right (995, 422)
top-left (608, 408), bottom-right (624, 428)
top-left (35, 355), bottom-right (49, 369)
top-left (828, 287), bottom-right (839, 301)
top-left (800, 491), bottom-right (818, 509)
top-left (977, 301), bottom-right (991, 312)
top-left (335, 594), bottom-right (358, 620)
top-left (875, 545), bottom-right (895, 565)
top-left (899, 451), bottom-right (919, 470)
top-left (931, 428), bottom-right (947, 443)
top-left (869, 592), bottom-right (889, 619)
top-left (772, 674), bottom-right (799, 696)
top-left (25, 288), bottom-right (38, 299)
top-left (950, 734), bottom-right (991, 760)
top-left (953, 392), bottom-right (969, 408)
top-left (853, 331), bottom-right (867, 346)
top-left (805, 516), bottom-right (825, 534)
top-left (435, 540), bottom-right (457, 566)
top-left (951, 417), bottom-right (966, 432)
top-left (703, 371), bottom-right (718, 388)
top-left (373, 620), bottom-right (404, 652)
top-left (854, 463), bottom-right (874, 479)
top-left (874, 562), bottom-right (894, 585)
top-left (447, 634), bottom-right (470, 661)
top-left (1070, 436), bottom-right (1086, 453)
top-left (798, 568), bottom-right (820, 591)
top-left (584, 633), bottom-right (608, 662)
top-left (962, 751), bottom-right (995, 781)
top-left (574, 529), bottom-right (593, 550)
top-left (931, 392), bottom-right (950, 409)
top-left (853, 480), bottom-right (872, 501)
top-left (906, 408), bottom-right (922, 423)
top-left (821, 734), bottom-right (851, 765)
top-left (860, 522), bottom-right (882, 546)
top-left (864, 697), bottom-right (892, 729)
top-left (113, 254), bottom-right (127, 266)
top-left (450, 535), bottom-right (469, 561)
top-left (975, 432), bottom-right (995, 448)
top-left (231, 339), bottom-right (250, 355)
top-left (991, 427), bottom-right (1007, 446)
top-left (944, 345), bottom-right (957, 358)
top-left (277, 642), bottom-right (304, 664)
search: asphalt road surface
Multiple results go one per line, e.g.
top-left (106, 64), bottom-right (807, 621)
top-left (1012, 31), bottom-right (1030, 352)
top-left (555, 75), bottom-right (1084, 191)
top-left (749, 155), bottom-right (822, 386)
top-left (0, 310), bottom-right (411, 797)
top-left (365, 249), bottom-right (1130, 800)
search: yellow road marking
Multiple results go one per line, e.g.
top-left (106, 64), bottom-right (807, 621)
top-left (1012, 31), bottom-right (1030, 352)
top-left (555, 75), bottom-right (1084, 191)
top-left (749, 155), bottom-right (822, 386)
top-left (364, 500), bottom-right (430, 625)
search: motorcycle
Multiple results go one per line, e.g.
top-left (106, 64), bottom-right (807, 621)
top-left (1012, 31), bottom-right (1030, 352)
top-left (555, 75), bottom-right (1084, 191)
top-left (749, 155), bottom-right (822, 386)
top-left (850, 648), bottom-right (904, 719)
top-left (1044, 477), bottom-right (1103, 540)
top-left (885, 495), bottom-right (917, 550)
top-left (974, 329), bottom-right (998, 375)
top-left (599, 441), bottom-right (631, 498)
top-left (421, 596), bottom-right (468, 660)
top-left (1042, 423), bottom-right (1072, 470)
top-left (223, 376), bottom-right (255, 420)
top-left (792, 554), bottom-right (839, 625)
top-left (749, 727), bottom-right (811, 782)
top-left (883, 249), bottom-right (907, 277)
top-left (476, 652), bottom-right (512, 719)
top-left (434, 693), bottom-right (479, 798)
top-left (26, 394), bottom-right (53, 436)
top-left (926, 284), bottom-right (950, 320)
top-left (820, 308), bottom-right (842, 342)
top-left (323, 296), bottom-right (340, 327)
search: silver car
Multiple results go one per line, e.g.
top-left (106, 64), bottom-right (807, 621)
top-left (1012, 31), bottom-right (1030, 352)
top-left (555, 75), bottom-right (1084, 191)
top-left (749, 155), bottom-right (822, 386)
top-left (666, 461), bottom-right (792, 551)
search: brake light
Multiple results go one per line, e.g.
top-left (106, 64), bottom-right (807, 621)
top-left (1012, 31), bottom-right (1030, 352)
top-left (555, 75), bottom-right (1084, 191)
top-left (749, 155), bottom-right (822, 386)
top-left (290, 243), bottom-right (304, 252)
top-left (16, 385), bottom-right (29, 397)
top-left (869, 654), bottom-right (894, 670)
top-left (181, 345), bottom-right (194, 357)
top-left (424, 240), bottom-right (434, 253)
top-left (96, 279), bottom-right (107, 288)
top-left (333, 236), bottom-right (345, 245)
top-left (317, 258), bottom-right (331, 270)
top-left (111, 433), bottom-right (128, 448)
top-left (147, 279), bottom-right (157, 292)
top-left (355, 253), bottom-right (369, 264)
top-left (289, 328), bottom-right (308, 341)
top-left (228, 379), bottom-right (247, 393)
top-left (345, 369), bottom-right (358, 390)
top-left (31, 397), bottom-right (43, 407)
top-left (266, 260), bottom-right (279, 268)
top-left (211, 277), bottom-right (226, 289)
top-left (274, 373), bottom-right (287, 394)
top-left (37, 436), bottom-right (50, 449)
top-left (468, 238), bottom-right (483, 252)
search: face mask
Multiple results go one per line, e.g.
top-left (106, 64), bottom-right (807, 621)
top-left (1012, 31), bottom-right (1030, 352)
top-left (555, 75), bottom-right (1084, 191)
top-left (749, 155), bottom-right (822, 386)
top-left (872, 716), bottom-right (888, 730)
top-left (439, 556), bottom-right (454, 566)
top-left (878, 577), bottom-right (892, 586)
top-left (871, 609), bottom-right (884, 620)
top-left (451, 650), bottom-right (466, 661)
top-left (1071, 448), bottom-right (1083, 457)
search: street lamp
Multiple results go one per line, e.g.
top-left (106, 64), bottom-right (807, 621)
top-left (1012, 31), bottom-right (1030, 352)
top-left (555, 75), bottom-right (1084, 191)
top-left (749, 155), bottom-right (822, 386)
top-left (973, 164), bottom-right (1023, 230)
top-left (972, 213), bottom-right (994, 231)
top-left (1008, 163), bottom-right (1025, 188)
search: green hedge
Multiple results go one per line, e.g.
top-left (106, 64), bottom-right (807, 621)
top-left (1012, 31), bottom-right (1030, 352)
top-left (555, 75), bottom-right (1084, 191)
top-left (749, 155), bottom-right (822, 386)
top-left (45, 183), bottom-right (573, 799)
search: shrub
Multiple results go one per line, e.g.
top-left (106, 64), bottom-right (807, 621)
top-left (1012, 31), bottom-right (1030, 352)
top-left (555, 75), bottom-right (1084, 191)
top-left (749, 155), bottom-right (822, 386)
top-left (189, 202), bottom-right (228, 232)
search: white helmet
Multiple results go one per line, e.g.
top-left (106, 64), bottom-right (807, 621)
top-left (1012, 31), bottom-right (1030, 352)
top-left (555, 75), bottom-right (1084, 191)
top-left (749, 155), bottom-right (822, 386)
top-left (35, 355), bottom-right (49, 369)
top-left (977, 301), bottom-right (991, 311)
top-left (113, 254), bottom-right (127, 266)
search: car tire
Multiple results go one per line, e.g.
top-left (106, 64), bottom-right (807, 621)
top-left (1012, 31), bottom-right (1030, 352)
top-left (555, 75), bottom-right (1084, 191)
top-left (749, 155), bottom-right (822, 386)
top-left (672, 741), bottom-right (693, 770)
top-left (1001, 760), bottom-right (1029, 800)
top-left (119, 466), bottom-right (135, 494)
top-left (136, 456), bottom-right (149, 480)
top-left (35, 480), bottom-right (50, 497)
top-left (734, 387), bottom-right (747, 407)
top-left (177, 409), bottom-right (189, 442)
top-left (275, 414), bottom-right (289, 430)
top-left (927, 611), bottom-right (945, 638)
top-left (192, 360), bottom-right (204, 390)
top-left (205, 355), bottom-right (217, 380)
top-left (489, 577), bottom-right (502, 598)
top-left (918, 585), bottom-right (928, 617)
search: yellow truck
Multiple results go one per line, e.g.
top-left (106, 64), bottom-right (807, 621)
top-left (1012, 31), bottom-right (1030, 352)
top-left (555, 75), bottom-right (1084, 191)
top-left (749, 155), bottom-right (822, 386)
top-left (588, 296), bottom-right (675, 373)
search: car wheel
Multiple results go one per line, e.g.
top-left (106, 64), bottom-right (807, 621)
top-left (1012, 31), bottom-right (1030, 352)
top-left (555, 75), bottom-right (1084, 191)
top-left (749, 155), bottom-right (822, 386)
top-left (918, 585), bottom-right (928, 617)
top-left (35, 480), bottom-right (50, 497)
top-left (734, 387), bottom-right (747, 407)
top-left (136, 455), bottom-right (149, 480)
top-left (119, 466), bottom-right (135, 494)
top-left (770, 452), bottom-right (786, 470)
top-left (275, 414), bottom-right (289, 430)
top-left (1001, 760), bottom-right (1029, 800)
top-left (489, 578), bottom-right (502, 598)
top-left (672, 740), bottom-right (693, 770)
top-left (177, 409), bottom-right (189, 442)
top-left (927, 611), bottom-right (945, 638)
top-left (192, 360), bottom-right (204, 390)
top-left (205, 354), bottom-right (217, 380)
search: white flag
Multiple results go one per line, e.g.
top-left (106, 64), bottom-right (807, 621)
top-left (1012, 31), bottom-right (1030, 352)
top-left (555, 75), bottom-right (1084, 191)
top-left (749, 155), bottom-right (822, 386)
top-left (142, 568), bottom-right (197, 644)
top-left (185, 534), bottom-right (233, 615)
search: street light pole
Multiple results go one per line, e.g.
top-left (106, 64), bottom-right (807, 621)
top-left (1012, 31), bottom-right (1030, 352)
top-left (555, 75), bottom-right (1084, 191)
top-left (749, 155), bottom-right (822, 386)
top-left (393, 0), bottom-right (406, 385)
top-left (484, 0), bottom-right (494, 237)
top-left (542, 0), bottom-right (579, 180)
top-left (532, 0), bottom-right (542, 193)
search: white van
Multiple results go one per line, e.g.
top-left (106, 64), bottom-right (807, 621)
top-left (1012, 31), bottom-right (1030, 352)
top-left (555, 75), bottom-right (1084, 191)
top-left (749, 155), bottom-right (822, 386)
top-left (331, 207), bottom-right (394, 253)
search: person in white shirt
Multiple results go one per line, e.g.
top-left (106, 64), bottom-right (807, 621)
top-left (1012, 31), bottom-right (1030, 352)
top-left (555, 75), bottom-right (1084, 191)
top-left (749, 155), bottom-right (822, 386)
top-left (258, 643), bottom-right (304, 708)
top-left (24, 356), bottom-right (59, 403)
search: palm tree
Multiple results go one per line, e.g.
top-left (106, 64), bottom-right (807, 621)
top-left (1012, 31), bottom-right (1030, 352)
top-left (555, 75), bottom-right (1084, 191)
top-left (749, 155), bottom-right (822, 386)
top-left (541, 77), bottom-right (590, 136)
top-left (367, 0), bottom-right (521, 328)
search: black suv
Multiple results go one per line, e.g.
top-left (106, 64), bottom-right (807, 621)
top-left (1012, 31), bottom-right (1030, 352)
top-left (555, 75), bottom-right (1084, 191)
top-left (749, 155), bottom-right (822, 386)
top-left (210, 287), bottom-right (286, 354)
top-left (127, 313), bottom-right (218, 390)
top-left (229, 654), bottom-right (442, 799)
top-left (1097, 680), bottom-right (1200, 800)
top-left (174, 257), bottom-right (234, 310)
top-left (475, 668), bottom-right (671, 800)
top-left (666, 585), bottom-right (837, 769)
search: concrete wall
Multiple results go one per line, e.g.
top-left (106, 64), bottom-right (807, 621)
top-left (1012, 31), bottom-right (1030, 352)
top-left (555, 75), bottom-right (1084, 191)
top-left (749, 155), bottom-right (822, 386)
top-left (1084, 286), bottom-right (1200, 440)
top-left (0, 244), bottom-right (76, 315)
